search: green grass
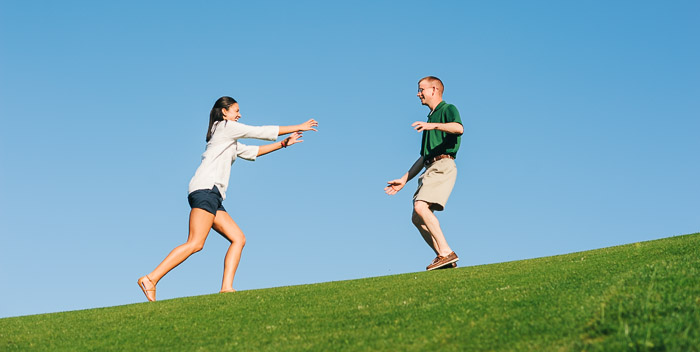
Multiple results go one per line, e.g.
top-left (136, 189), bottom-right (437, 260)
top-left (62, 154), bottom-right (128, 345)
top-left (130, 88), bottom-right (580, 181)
top-left (2, 233), bottom-right (699, 351)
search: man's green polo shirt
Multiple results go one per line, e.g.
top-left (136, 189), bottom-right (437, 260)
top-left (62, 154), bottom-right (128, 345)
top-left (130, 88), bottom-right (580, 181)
top-left (420, 101), bottom-right (462, 159)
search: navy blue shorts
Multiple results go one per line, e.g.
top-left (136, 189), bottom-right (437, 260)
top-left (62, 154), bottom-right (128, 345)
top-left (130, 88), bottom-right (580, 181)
top-left (188, 186), bottom-right (226, 215)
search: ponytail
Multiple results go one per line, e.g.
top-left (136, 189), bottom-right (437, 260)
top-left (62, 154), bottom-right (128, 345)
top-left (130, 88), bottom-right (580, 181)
top-left (207, 96), bottom-right (237, 142)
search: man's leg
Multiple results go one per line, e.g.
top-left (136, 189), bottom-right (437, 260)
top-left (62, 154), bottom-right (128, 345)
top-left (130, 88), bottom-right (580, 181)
top-left (413, 200), bottom-right (453, 257)
top-left (412, 209), bottom-right (439, 255)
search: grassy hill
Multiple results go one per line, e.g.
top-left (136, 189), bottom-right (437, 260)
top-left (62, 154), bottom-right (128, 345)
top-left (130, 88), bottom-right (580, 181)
top-left (2, 233), bottom-right (699, 351)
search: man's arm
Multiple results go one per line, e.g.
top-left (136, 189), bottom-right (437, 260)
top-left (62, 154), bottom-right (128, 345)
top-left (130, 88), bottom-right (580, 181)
top-left (385, 156), bottom-right (425, 195)
top-left (411, 121), bottom-right (463, 135)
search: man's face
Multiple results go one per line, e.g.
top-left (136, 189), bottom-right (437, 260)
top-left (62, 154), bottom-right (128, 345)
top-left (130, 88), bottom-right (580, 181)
top-left (417, 81), bottom-right (437, 106)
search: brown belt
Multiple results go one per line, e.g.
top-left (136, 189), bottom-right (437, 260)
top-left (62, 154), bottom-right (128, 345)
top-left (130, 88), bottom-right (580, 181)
top-left (424, 154), bottom-right (454, 166)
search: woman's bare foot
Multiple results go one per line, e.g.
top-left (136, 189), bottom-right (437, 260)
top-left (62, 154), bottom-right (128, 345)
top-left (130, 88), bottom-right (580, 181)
top-left (219, 289), bottom-right (236, 293)
top-left (137, 275), bottom-right (156, 302)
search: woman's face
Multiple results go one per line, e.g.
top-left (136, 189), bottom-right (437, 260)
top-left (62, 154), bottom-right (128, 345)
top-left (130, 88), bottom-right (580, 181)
top-left (222, 103), bottom-right (241, 121)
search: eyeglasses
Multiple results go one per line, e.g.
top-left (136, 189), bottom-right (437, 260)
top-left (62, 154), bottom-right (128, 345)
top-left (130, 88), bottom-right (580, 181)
top-left (418, 87), bottom-right (435, 94)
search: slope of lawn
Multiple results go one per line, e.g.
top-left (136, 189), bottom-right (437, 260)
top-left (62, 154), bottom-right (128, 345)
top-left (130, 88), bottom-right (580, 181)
top-left (2, 233), bottom-right (699, 351)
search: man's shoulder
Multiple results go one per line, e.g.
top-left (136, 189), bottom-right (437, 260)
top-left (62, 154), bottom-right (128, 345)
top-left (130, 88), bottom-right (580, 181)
top-left (433, 101), bottom-right (458, 114)
top-left (442, 102), bottom-right (459, 111)
top-left (439, 102), bottom-right (460, 117)
top-left (440, 102), bottom-right (462, 124)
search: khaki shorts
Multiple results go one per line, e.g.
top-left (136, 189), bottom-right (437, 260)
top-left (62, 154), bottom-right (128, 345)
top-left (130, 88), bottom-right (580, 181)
top-left (413, 158), bottom-right (457, 211)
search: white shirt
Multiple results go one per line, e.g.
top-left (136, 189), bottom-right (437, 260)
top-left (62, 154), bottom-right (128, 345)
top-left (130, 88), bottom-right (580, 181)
top-left (188, 120), bottom-right (279, 200)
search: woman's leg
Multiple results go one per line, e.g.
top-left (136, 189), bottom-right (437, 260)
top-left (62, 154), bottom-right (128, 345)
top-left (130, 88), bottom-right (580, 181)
top-left (212, 210), bottom-right (246, 293)
top-left (139, 208), bottom-right (216, 300)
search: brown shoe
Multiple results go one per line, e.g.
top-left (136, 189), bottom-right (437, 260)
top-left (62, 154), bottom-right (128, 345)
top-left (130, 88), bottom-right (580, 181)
top-left (427, 251), bottom-right (459, 271)
top-left (426, 256), bottom-right (443, 270)
top-left (436, 262), bottom-right (458, 270)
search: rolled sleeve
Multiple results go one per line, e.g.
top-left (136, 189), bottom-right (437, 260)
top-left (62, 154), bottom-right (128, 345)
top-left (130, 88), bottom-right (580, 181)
top-left (220, 122), bottom-right (279, 141)
top-left (236, 142), bottom-right (259, 161)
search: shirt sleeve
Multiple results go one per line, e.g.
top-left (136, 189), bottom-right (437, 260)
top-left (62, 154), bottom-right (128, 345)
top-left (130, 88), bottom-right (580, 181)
top-left (218, 121), bottom-right (280, 141)
top-left (445, 105), bottom-right (462, 125)
top-left (235, 142), bottom-right (259, 161)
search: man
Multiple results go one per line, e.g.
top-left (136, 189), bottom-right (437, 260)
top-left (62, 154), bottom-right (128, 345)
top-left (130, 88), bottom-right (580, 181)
top-left (385, 76), bottom-right (463, 271)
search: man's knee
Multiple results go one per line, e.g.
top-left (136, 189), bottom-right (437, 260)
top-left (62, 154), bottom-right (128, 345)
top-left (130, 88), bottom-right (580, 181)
top-left (411, 210), bottom-right (423, 226)
top-left (413, 201), bottom-right (432, 225)
top-left (414, 200), bottom-right (431, 215)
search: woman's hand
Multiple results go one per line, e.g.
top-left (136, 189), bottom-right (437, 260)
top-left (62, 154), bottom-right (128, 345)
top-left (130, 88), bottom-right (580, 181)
top-left (283, 132), bottom-right (304, 147)
top-left (298, 119), bottom-right (318, 132)
top-left (278, 120), bottom-right (318, 136)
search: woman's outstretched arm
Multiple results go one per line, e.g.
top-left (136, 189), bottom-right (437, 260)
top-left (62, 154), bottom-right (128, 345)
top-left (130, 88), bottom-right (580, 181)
top-left (257, 132), bottom-right (305, 157)
top-left (278, 119), bottom-right (318, 135)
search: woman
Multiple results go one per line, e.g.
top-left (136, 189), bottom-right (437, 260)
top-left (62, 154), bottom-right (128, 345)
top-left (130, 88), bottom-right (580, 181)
top-left (138, 96), bottom-right (318, 301)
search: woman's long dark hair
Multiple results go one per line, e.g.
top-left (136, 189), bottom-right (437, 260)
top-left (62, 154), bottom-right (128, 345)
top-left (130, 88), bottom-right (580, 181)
top-left (207, 96), bottom-right (237, 142)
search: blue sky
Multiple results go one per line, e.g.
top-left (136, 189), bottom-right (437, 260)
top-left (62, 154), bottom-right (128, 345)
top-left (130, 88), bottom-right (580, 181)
top-left (1, 1), bottom-right (698, 318)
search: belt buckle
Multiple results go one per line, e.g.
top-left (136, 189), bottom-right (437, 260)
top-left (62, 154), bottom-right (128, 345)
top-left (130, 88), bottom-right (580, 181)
top-left (425, 155), bottom-right (438, 166)
top-left (427, 154), bottom-right (451, 166)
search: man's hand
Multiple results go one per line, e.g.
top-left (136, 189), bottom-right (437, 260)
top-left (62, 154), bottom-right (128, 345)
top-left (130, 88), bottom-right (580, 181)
top-left (385, 178), bottom-right (407, 195)
top-left (412, 121), bottom-right (435, 132)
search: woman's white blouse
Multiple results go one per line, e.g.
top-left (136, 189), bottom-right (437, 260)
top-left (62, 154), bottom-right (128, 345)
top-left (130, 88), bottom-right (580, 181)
top-left (188, 120), bottom-right (279, 199)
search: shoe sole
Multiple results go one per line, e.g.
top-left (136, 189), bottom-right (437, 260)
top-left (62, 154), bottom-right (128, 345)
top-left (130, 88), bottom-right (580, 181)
top-left (435, 262), bottom-right (458, 270)
top-left (427, 257), bottom-right (459, 271)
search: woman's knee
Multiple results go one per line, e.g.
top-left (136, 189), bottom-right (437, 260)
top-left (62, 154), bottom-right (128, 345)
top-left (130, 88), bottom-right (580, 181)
top-left (234, 235), bottom-right (246, 248)
top-left (184, 241), bottom-right (205, 253)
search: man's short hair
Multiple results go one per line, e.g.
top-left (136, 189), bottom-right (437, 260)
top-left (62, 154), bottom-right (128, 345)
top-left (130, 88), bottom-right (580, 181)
top-left (419, 76), bottom-right (444, 93)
